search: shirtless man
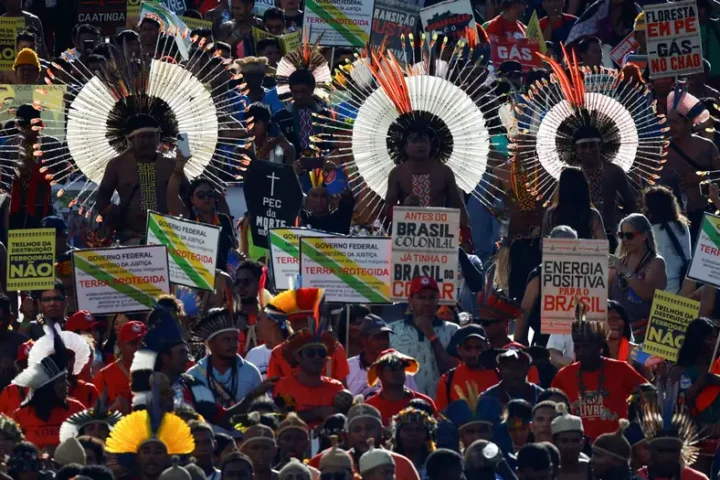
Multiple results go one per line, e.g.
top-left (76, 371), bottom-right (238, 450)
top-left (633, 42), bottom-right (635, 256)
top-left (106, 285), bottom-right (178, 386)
top-left (662, 99), bottom-right (720, 243)
top-left (216, 0), bottom-right (263, 56)
top-left (95, 114), bottom-right (188, 245)
top-left (385, 124), bottom-right (469, 226)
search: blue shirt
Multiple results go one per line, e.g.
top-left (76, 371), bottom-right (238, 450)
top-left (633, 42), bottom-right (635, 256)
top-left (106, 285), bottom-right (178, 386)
top-left (187, 355), bottom-right (262, 407)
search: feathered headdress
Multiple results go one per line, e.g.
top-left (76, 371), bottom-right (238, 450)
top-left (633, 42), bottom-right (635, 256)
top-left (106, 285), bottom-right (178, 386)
top-left (444, 386), bottom-right (513, 452)
top-left (105, 410), bottom-right (195, 456)
top-left (59, 390), bottom-right (124, 442)
top-left (12, 319), bottom-right (68, 400)
top-left (28, 325), bottom-right (91, 375)
top-left (640, 379), bottom-right (699, 466)
top-left (477, 288), bottom-right (521, 322)
top-left (276, 36), bottom-right (332, 99)
top-left (190, 307), bottom-right (240, 343)
top-left (667, 83), bottom-right (710, 127)
top-left (571, 300), bottom-right (609, 344)
top-left (367, 349), bottom-right (420, 387)
top-left (511, 45), bottom-right (667, 202)
top-left (393, 406), bottom-right (438, 438)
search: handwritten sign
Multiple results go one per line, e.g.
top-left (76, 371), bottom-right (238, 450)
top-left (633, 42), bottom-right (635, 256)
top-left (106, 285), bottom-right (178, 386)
top-left (645, 1), bottom-right (703, 79)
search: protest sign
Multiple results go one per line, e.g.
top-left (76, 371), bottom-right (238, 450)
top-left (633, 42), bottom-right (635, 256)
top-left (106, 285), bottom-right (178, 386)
top-left (420, 0), bottom-right (474, 37)
top-left (139, 1), bottom-right (190, 59)
top-left (252, 27), bottom-right (301, 54)
top-left (645, 0), bottom-right (702, 79)
top-left (300, 236), bottom-right (392, 303)
top-left (610, 32), bottom-right (639, 66)
top-left (687, 213), bottom-right (720, 288)
top-left (253, 0), bottom-right (275, 15)
top-left (244, 161), bottom-right (303, 250)
top-left (390, 207), bottom-right (459, 304)
top-left (127, 0), bottom-right (141, 26)
top-left (73, 245), bottom-right (170, 314)
top-left (6, 229), bottom-right (55, 291)
top-left (304, 0), bottom-right (374, 47)
top-left (269, 228), bottom-right (337, 290)
top-left (540, 238), bottom-right (609, 334)
top-left (0, 85), bottom-right (68, 142)
top-left (0, 18), bottom-right (24, 72)
top-left (371, 0), bottom-right (423, 58)
top-left (146, 212), bottom-right (220, 291)
top-left (79, 0), bottom-right (128, 34)
top-left (490, 40), bottom-right (542, 71)
top-left (182, 16), bottom-right (212, 30)
top-left (643, 290), bottom-right (699, 362)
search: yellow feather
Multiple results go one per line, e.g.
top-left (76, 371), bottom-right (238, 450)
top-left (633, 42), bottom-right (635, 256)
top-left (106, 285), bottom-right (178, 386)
top-left (105, 410), bottom-right (195, 455)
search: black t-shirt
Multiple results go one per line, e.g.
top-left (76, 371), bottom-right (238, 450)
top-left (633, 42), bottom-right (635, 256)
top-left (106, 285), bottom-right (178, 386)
top-left (300, 195), bottom-right (355, 235)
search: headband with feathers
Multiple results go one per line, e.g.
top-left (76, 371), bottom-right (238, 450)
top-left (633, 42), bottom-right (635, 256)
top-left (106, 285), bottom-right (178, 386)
top-left (59, 389), bottom-right (124, 442)
top-left (11, 319), bottom-right (67, 400)
top-left (276, 35), bottom-right (332, 100)
top-left (571, 301), bottom-right (609, 344)
top-left (190, 307), bottom-right (239, 343)
top-left (29, 325), bottom-right (91, 375)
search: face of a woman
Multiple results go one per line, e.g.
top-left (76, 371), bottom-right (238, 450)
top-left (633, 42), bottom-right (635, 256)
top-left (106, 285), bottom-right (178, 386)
top-left (620, 223), bottom-right (646, 254)
top-left (53, 374), bottom-right (69, 401)
top-left (398, 422), bottom-right (428, 451)
top-left (192, 183), bottom-right (216, 213)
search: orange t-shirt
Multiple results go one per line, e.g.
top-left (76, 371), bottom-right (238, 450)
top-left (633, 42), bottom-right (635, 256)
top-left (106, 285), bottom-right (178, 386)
top-left (365, 390), bottom-right (438, 426)
top-left (435, 365), bottom-right (500, 411)
top-left (91, 359), bottom-right (132, 405)
top-left (0, 384), bottom-right (26, 416)
top-left (309, 448), bottom-right (420, 480)
top-left (637, 466), bottom-right (709, 480)
top-left (273, 375), bottom-right (344, 427)
top-left (551, 358), bottom-right (646, 441)
top-left (12, 398), bottom-right (86, 450)
top-left (267, 342), bottom-right (350, 381)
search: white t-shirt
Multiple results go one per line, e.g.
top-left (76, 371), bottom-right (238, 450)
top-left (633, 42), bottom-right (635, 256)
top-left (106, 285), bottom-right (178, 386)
top-left (347, 354), bottom-right (419, 399)
top-left (245, 345), bottom-right (272, 379)
top-left (546, 334), bottom-right (574, 364)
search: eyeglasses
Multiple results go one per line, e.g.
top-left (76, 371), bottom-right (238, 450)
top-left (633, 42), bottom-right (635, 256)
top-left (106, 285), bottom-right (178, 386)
top-left (617, 231), bottom-right (638, 240)
top-left (41, 296), bottom-right (65, 303)
top-left (302, 347), bottom-right (328, 359)
top-left (195, 190), bottom-right (217, 200)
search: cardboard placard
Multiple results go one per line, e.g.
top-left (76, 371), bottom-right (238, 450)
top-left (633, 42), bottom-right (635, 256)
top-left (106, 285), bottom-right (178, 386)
top-left (73, 245), bottom-right (170, 314)
top-left (540, 238), bottom-right (609, 334)
top-left (251, 27), bottom-right (301, 54)
top-left (182, 16), bottom-right (213, 31)
top-left (643, 290), bottom-right (699, 362)
top-left (490, 39), bottom-right (542, 72)
top-left (0, 84), bottom-right (68, 142)
top-left (390, 207), bottom-right (459, 304)
top-left (610, 32), bottom-right (639, 66)
top-left (304, 0), bottom-right (375, 47)
top-left (300, 236), bottom-right (392, 303)
top-left (371, 0), bottom-right (423, 58)
top-left (6, 228), bottom-right (55, 291)
top-left (145, 212), bottom-right (220, 291)
top-left (687, 213), bottom-right (720, 288)
top-left (0, 18), bottom-right (25, 72)
top-left (645, 1), bottom-right (703, 79)
top-left (269, 228), bottom-right (337, 290)
top-left (419, 0), bottom-right (474, 37)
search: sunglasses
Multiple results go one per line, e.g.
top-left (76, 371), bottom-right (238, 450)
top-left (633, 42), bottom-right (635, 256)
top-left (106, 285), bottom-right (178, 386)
top-left (302, 347), bottom-right (328, 359)
top-left (195, 190), bottom-right (217, 200)
top-left (41, 296), bottom-right (65, 303)
top-left (617, 231), bottom-right (639, 240)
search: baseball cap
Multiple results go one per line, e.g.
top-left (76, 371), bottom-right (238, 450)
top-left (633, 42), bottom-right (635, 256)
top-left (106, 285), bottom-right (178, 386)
top-left (118, 320), bottom-right (147, 343)
top-left (65, 310), bottom-right (99, 332)
top-left (359, 314), bottom-right (393, 337)
top-left (409, 276), bottom-right (439, 296)
top-left (39, 215), bottom-right (68, 236)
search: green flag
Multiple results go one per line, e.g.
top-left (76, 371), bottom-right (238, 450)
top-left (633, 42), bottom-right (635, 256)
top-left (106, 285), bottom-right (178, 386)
top-left (526, 10), bottom-right (547, 54)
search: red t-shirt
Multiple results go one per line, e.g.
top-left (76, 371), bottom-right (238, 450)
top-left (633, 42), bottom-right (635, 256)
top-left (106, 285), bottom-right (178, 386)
top-left (637, 466), bottom-right (709, 480)
top-left (308, 448), bottom-right (420, 480)
top-left (267, 342), bottom-right (350, 381)
top-left (365, 390), bottom-right (438, 426)
top-left (13, 398), bottom-right (86, 450)
top-left (0, 384), bottom-right (26, 416)
top-left (484, 16), bottom-right (526, 41)
top-left (273, 375), bottom-right (344, 428)
top-left (551, 358), bottom-right (646, 440)
top-left (435, 365), bottom-right (500, 411)
top-left (92, 359), bottom-right (132, 406)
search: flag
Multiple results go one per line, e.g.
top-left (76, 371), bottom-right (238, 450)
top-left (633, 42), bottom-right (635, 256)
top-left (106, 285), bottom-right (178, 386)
top-left (139, 1), bottom-right (190, 60)
top-left (525, 10), bottom-right (547, 54)
top-left (565, 0), bottom-right (610, 45)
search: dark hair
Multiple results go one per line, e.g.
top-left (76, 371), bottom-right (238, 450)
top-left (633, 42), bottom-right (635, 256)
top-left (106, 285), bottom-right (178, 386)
top-left (43, 279), bottom-right (67, 298)
top-left (28, 375), bottom-right (68, 421)
top-left (140, 17), bottom-right (161, 28)
top-left (78, 436), bottom-right (106, 464)
top-left (16, 29), bottom-right (36, 44)
top-left (263, 7), bottom-right (285, 23)
top-left (536, 390), bottom-right (569, 408)
top-left (188, 420), bottom-right (215, 438)
top-left (525, 68), bottom-right (549, 88)
top-left (676, 318), bottom-right (717, 367)
top-left (247, 102), bottom-right (272, 124)
top-left (256, 38), bottom-right (281, 53)
top-left (536, 442), bottom-right (560, 470)
top-left (0, 294), bottom-right (11, 318)
top-left (79, 465), bottom-right (114, 480)
top-left (575, 36), bottom-right (602, 54)
top-left (289, 69), bottom-right (316, 89)
top-left (550, 167), bottom-right (594, 238)
top-left (214, 432), bottom-right (235, 456)
top-left (87, 54), bottom-right (109, 69)
top-left (532, 400), bottom-right (558, 418)
top-left (215, 42), bottom-right (232, 55)
top-left (248, 396), bottom-right (279, 414)
top-left (221, 452), bottom-right (254, 474)
top-left (56, 464), bottom-right (83, 480)
top-left (76, 24), bottom-right (100, 37)
top-left (185, 178), bottom-right (216, 211)
top-left (236, 259), bottom-right (263, 282)
top-left (643, 185), bottom-right (689, 228)
top-left (517, 443), bottom-right (552, 471)
top-left (408, 398), bottom-right (435, 416)
top-left (426, 448), bottom-right (463, 479)
top-left (116, 30), bottom-right (139, 44)
top-left (608, 299), bottom-right (632, 340)
top-left (183, 8), bottom-right (203, 19)
top-left (507, 399), bottom-right (533, 422)
top-left (16, 103), bottom-right (41, 123)
top-left (91, 43), bottom-right (118, 60)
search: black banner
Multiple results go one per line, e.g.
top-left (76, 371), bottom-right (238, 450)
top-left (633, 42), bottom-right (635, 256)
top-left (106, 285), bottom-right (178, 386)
top-left (371, 0), bottom-right (424, 58)
top-left (78, 0), bottom-right (128, 35)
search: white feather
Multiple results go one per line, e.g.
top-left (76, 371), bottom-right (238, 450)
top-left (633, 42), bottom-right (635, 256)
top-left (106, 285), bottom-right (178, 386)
top-left (29, 329), bottom-right (91, 375)
top-left (131, 349), bottom-right (158, 373)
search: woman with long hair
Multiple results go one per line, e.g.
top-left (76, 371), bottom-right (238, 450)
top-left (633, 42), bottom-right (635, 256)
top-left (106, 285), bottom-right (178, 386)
top-left (541, 167), bottom-right (606, 240)
top-left (609, 213), bottom-right (667, 343)
top-left (643, 186), bottom-right (691, 293)
top-left (392, 406), bottom-right (437, 478)
top-left (602, 301), bottom-right (651, 378)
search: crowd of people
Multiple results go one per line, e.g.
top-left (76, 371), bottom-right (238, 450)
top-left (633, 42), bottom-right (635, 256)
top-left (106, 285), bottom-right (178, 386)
top-left (0, 0), bottom-right (720, 479)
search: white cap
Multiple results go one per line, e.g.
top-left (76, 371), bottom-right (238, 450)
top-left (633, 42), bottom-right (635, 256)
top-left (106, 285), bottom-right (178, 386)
top-left (359, 439), bottom-right (395, 474)
top-left (551, 403), bottom-right (584, 436)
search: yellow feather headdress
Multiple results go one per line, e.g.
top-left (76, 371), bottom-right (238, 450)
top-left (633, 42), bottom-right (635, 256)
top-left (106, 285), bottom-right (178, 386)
top-left (105, 410), bottom-right (195, 456)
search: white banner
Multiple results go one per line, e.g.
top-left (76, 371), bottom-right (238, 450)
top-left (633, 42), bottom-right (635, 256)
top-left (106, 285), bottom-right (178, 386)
top-left (687, 213), bottom-right (720, 288)
top-left (269, 228), bottom-right (337, 290)
top-left (645, 1), bottom-right (703, 78)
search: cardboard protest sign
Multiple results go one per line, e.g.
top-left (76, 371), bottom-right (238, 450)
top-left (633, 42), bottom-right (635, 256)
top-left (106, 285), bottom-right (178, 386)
top-left (79, 0), bottom-right (128, 34)
top-left (304, 0), bottom-right (374, 47)
top-left (371, 0), bottom-right (423, 58)
top-left (0, 18), bottom-right (24, 72)
top-left (490, 39), bottom-right (542, 71)
top-left (0, 85), bottom-right (68, 142)
top-left (243, 161), bottom-right (303, 250)
top-left (127, 0), bottom-right (141, 26)
top-left (252, 27), bottom-right (301, 54)
top-left (643, 290), bottom-right (699, 362)
top-left (139, 1), bottom-right (190, 59)
top-left (182, 16), bottom-right (212, 30)
top-left (146, 212), bottom-right (220, 291)
top-left (269, 228), bottom-right (337, 290)
top-left (610, 32), bottom-right (639, 66)
top-left (73, 245), bottom-right (170, 314)
top-left (420, 0), bottom-right (474, 37)
top-left (645, 1), bottom-right (703, 79)
top-left (687, 213), bottom-right (720, 288)
top-left (540, 238), bottom-right (609, 334)
top-left (6, 229), bottom-right (55, 291)
top-left (300, 236), bottom-right (392, 303)
top-left (391, 207), bottom-right (459, 304)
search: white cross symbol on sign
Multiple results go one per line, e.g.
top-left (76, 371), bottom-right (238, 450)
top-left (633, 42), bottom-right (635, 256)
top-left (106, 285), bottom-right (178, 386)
top-left (267, 172), bottom-right (279, 197)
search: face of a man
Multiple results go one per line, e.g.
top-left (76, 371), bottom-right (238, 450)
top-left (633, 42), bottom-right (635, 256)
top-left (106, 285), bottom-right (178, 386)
top-left (192, 429), bottom-right (215, 468)
top-left (15, 65), bottom-right (39, 85)
top-left (231, 0), bottom-right (255, 22)
top-left (290, 82), bottom-right (314, 108)
top-left (459, 423), bottom-right (493, 448)
top-left (403, 133), bottom-right (432, 160)
top-left (139, 21), bottom-right (160, 48)
top-left (409, 289), bottom-right (438, 317)
top-left (574, 140), bottom-right (601, 164)
top-left (499, 360), bottom-right (529, 390)
top-left (667, 110), bottom-right (692, 140)
top-left (582, 42), bottom-right (603, 67)
top-left (259, 44), bottom-right (282, 67)
top-left (137, 441), bottom-right (169, 477)
top-left (278, 428), bottom-right (309, 458)
top-left (82, 422), bottom-right (110, 441)
top-left (347, 418), bottom-right (381, 453)
top-left (242, 441), bottom-right (276, 470)
top-left (297, 345), bottom-right (327, 374)
top-left (40, 289), bottom-right (66, 320)
top-left (554, 431), bottom-right (584, 463)
top-left (649, 439), bottom-right (682, 476)
top-left (130, 130), bottom-right (160, 160)
top-left (306, 187), bottom-right (330, 215)
top-left (531, 406), bottom-right (557, 442)
top-left (234, 268), bottom-right (259, 299)
top-left (209, 331), bottom-right (239, 360)
top-left (265, 18), bottom-right (285, 35)
top-left (222, 461), bottom-right (253, 480)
